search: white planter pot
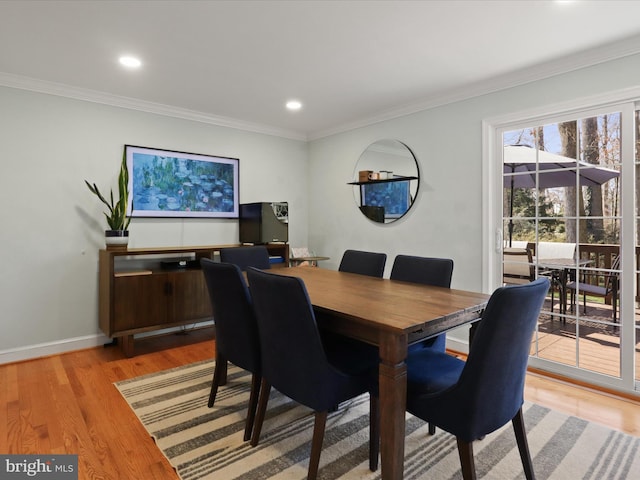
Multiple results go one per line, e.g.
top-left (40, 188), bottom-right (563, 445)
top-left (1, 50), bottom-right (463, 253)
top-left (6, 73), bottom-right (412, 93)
top-left (105, 230), bottom-right (129, 250)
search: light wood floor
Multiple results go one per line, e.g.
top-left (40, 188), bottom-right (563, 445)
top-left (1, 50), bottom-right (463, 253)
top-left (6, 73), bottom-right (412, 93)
top-left (1, 327), bottom-right (638, 480)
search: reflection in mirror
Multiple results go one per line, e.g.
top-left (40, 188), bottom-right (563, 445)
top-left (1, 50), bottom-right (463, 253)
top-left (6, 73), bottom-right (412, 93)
top-left (350, 139), bottom-right (419, 223)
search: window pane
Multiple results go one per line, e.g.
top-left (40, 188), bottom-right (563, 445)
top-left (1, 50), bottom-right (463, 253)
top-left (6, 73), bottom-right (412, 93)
top-left (503, 111), bottom-right (624, 381)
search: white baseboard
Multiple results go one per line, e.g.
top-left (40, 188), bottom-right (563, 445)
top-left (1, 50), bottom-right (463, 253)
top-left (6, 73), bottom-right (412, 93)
top-left (445, 336), bottom-right (470, 354)
top-left (0, 334), bottom-right (111, 365)
top-left (0, 320), bottom-right (216, 365)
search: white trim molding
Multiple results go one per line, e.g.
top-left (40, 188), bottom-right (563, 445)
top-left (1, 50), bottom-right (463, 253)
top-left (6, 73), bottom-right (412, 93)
top-left (0, 334), bottom-right (110, 365)
top-left (312, 35), bottom-right (640, 140)
top-left (0, 320), bottom-right (215, 365)
top-left (0, 72), bottom-right (308, 142)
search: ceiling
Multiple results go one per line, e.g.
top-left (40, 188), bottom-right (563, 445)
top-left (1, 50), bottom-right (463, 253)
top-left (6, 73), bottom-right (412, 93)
top-left (3, 0), bottom-right (640, 140)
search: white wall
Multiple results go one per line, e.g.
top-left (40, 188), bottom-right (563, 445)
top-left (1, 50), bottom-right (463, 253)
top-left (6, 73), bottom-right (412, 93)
top-left (307, 53), bottom-right (640, 348)
top-left (3, 52), bottom-right (640, 361)
top-left (0, 86), bottom-right (308, 361)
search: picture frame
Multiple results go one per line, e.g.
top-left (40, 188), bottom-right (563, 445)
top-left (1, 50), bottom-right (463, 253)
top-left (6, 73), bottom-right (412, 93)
top-left (360, 180), bottom-right (410, 220)
top-left (125, 145), bottom-right (239, 218)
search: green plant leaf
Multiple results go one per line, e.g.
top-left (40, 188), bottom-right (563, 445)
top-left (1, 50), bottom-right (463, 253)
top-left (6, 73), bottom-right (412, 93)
top-left (85, 149), bottom-right (130, 231)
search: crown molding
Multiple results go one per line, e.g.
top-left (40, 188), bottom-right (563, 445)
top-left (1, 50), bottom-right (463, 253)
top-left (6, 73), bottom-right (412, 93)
top-left (3, 32), bottom-right (640, 144)
top-left (0, 72), bottom-right (308, 142)
top-left (309, 33), bottom-right (640, 141)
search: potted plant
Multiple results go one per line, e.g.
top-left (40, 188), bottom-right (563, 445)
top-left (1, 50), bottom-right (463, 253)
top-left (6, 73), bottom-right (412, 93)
top-left (85, 151), bottom-right (131, 249)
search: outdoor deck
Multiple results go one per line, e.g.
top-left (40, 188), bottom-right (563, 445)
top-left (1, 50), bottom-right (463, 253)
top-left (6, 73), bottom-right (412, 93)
top-left (535, 297), bottom-right (639, 380)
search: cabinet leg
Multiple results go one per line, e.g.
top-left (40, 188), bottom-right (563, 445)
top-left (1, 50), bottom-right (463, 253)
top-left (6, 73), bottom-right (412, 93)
top-left (121, 335), bottom-right (135, 357)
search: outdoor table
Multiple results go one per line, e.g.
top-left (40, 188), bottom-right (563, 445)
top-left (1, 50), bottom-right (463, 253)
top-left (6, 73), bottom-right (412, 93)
top-left (536, 257), bottom-right (593, 315)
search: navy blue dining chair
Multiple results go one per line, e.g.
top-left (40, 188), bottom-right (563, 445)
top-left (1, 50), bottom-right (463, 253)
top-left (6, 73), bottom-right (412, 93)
top-left (324, 249), bottom-right (387, 390)
top-left (338, 249), bottom-right (387, 277)
top-left (200, 258), bottom-right (261, 442)
top-left (246, 267), bottom-right (379, 479)
top-left (219, 245), bottom-right (270, 271)
top-left (405, 277), bottom-right (549, 480)
top-left (390, 255), bottom-right (454, 353)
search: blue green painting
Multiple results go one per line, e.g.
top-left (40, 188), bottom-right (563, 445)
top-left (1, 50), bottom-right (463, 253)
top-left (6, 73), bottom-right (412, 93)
top-left (361, 181), bottom-right (410, 219)
top-left (127, 146), bottom-right (239, 218)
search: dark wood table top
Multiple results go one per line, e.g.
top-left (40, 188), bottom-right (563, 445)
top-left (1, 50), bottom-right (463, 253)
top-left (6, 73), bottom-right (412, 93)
top-left (277, 267), bottom-right (490, 340)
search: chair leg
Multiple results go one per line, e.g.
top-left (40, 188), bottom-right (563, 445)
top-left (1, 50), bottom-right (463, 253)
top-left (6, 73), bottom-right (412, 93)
top-left (308, 411), bottom-right (328, 480)
top-left (456, 438), bottom-right (477, 480)
top-left (512, 408), bottom-right (535, 480)
top-left (428, 423), bottom-right (436, 435)
top-left (208, 356), bottom-right (227, 408)
top-left (559, 280), bottom-right (567, 324)
top-left (250, 378), bottom-right (271, 447)
top-left (369, 394), bottom-right (379, 471)
top-left (244, 373), bottom-right (261, 442)
top-left (568, 289), bottom-right (573, 313)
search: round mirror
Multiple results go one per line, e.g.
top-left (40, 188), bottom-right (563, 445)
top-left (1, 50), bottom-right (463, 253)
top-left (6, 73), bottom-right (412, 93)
top-left (350, 140), bottom-right (419, 223)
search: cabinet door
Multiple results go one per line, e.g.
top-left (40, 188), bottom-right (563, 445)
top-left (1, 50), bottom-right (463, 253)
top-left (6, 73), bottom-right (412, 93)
top-left (170, 269), bottom-right (213, 323)
top-left (113, 274), bottom-right (169, 332)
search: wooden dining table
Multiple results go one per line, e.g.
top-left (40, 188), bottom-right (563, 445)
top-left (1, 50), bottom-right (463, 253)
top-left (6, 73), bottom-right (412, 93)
top-left (275, 267), bottom-right (490, 480)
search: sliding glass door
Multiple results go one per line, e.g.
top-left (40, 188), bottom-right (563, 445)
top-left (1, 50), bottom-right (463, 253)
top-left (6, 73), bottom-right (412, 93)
top-left (488, 100), bottom-right (638, 393)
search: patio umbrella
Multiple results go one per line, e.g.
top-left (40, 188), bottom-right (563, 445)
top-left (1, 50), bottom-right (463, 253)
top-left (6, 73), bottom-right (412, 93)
top-left (503, 145), bottom-right (619, 246)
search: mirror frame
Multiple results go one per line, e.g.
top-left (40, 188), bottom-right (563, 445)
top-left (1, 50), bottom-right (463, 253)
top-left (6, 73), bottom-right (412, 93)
top-left (349, 140), bottom-right (420, 223)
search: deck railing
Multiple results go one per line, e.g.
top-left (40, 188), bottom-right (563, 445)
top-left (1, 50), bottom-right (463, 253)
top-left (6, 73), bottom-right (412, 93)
top-left (576, 243), bottom-right (618, 268)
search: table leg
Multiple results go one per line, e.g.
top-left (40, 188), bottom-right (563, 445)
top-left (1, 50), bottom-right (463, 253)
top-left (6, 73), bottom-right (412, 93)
top-left (559, 269), bottom-right (568, 320)
top-left (378, 331), bottom-right (407, 480)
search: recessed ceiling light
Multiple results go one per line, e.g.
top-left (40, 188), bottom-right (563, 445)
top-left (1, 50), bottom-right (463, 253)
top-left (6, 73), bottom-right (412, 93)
top-left (286, 100), bottom-right (302, 111)
top-left (119, 56), bottom-right (142, 68)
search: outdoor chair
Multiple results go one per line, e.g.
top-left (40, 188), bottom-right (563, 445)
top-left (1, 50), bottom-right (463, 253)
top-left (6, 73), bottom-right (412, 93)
top-left (567, 255), bottom-right (620, 323)
top-left (503, 247), bottom-right (564, 315)
top-left (339, 249), bottom-right (387, 277)
top-left (219, 245), bottom-right (270, 271)
top-left (405, 278), bottom-right (549, 480)
top-left (534, 241), bottom-right (576, 261)
top-left (246, 267), bottom-right (379, 479)
top-left (502, 248), bottom-right (534, 285)
top-left (200, 259), bottom-right (261, 442)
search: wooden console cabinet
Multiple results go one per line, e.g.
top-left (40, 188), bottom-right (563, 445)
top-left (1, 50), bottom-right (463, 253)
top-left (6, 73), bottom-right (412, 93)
top-left (99, 243), bottom-right (289, 356)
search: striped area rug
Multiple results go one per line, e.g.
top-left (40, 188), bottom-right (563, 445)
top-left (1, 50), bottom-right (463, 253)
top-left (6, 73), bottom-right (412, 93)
top-left (115, 359), bottom-right (639, 479)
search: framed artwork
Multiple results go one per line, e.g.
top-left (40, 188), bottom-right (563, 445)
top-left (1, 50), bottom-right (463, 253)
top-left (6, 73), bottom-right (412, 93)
top-left (125, 145), bottom-right (239, 218)
top-left (360, 180), bottom-right (410, 219)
